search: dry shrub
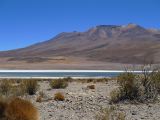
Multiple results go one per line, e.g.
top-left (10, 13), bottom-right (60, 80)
top-left (96, 108), bottom-right (110, 120)
top-left (0, 97), bottom-right (39, 120)
top-left (117, 112), bottom-right (126, 120)
top-left (36, 91), bottom-right (51, 103)
top-left (110, 89), bottom-right (121, 104)
top-left (94, 78), bottom-right (109, 83)
top-left (36, 96), bottom-right (42, 103)
top-left (50, 79), bottom-right (68, 89)
top-left (76, 79), bottom-right (94, 83)
top-left (62, 77), bottom-right (73, 82)
top-left (150, 70), bottom-right (160, 93)
top-left (118, 72), bottom-right (139, 100)
top-left (75, 78), bottom-right (107, 83)
top-left (86, 79), bottom-right (94, 83)
top-left (0, 98), bottom-right (8, 118)
top-left (111, 67), bottom-right (160, 103)
top-left (0, 80), bottom-right (26, 97)
top-left (137, 67), bottom-right (160, 101)
top-left (110, 72), bottom-right (141, 103)
top-left (36, 91), bottom-right (46, 103)
top-left (38, 91), bottom-right (45, 98)
top-left (87, 85), bottom-right (95, 89)
top-left (21, 80), bottom-right (38, 95)
top-left (5, 98), bottom-right (39, 120)
top-left (54, 92), bottom-right (65, 101)
top-left (0, 80), bottom-right (12, 96)
top-left (11, 84), bottom-right (26, 97)
top-left (96, 106), bottom-right (125, 120)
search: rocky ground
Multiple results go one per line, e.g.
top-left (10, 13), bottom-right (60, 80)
top-left (27, 80), bottom-right (160, 120)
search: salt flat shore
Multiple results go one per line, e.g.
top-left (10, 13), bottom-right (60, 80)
top-left (0, 70), bottom-right (145, 72)
top-left (0, 77), bottom-right (111, 80)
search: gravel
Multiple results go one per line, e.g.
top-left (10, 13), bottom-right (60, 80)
top-left (28, 80), bottom-right (160, 120)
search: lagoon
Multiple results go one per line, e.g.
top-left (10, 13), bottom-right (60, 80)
top-left (0, 70), bottom-right (143, 78)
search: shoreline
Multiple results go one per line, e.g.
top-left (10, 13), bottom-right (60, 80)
top-left (0, 70), bottom-right (145, 72)
top-left (0, 70), bottom-right (151, 79)
top-left (0, 76), bottom-right (111, 79)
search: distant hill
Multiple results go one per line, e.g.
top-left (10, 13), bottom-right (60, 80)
top-left (0, 24), bottom-right (160, 69)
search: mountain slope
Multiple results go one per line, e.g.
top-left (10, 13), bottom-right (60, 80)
top-left (0, 24), bottom-right (160, 65)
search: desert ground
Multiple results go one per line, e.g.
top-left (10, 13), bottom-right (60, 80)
top-left (1, 75), bottom-right (160, 120)
top-left (25, 79), bottom-right (160, 120)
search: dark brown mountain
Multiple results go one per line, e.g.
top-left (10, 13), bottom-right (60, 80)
top-left (0, 24), bottom-right (160, 67)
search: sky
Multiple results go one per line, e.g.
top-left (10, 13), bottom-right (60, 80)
top-left (0, 0), bottom-right (160, 51)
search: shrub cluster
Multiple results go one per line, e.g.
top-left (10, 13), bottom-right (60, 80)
top-left (110, 69), bottom-right (160, 103)
top-left (50, 79), bottom-right (68, 89)
top-left (0, 79), bottom-right (38, 97)
top-left (77, 78), bottom-right (109, 83)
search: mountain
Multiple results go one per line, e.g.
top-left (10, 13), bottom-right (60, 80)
top-left (0, 24), bottom-right (160, 69)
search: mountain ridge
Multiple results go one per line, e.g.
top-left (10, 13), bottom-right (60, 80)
top-left (0, 24), bottom-right (160, 67)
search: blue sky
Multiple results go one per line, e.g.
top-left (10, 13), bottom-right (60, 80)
top-left (0, 0), bottom-right (160, 51)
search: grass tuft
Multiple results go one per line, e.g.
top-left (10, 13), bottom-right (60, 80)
top-left (21, 80), bottom-right (38, 95)
top-left (87, 85), bottom-right (95, 89)
top-left (96, 106), bottom-right (125, 120)
top-left (50, 79), bottom-right (68, 89)
top-left (54, 92), bottom-right (65, 101)
top-left (0, 80), bottom-right (12, 96)
top-left (36, 96), bottom-right (42, 103)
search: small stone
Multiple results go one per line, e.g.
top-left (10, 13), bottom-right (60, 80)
top-left (132, 111), bottom-right (137, 115)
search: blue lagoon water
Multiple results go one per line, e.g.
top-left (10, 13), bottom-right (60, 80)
top-left (0, 70), bottom-right (142, 78)
top-left (0, 72), bottom-right (120, 78)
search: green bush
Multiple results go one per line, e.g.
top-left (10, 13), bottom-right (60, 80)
top-left (50, 79), bottom-right (68, 89)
